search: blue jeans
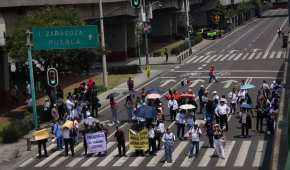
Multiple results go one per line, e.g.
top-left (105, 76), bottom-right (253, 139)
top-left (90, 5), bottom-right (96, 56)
top-left (164, 143), bottom-right (173, 162)
top-left (56, 137), bottom-right (63, 149)
top-left (188, 141), bottom-right (199, 156)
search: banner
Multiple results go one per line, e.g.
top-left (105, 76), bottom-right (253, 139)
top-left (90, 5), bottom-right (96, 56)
top-left (129, 128), bottom-right (148, 150)
top-left (86, 132), bottom-right (107, 154)
top-left (32, 128), bottom-right (49, 141)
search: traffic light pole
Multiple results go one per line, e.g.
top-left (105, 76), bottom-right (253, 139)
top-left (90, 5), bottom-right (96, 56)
top-left (142, 0), bottom-right (149, 67)
top-left (99, 0), bottom-right (108, 88)
top-left (26, 30), bottom-right (38, 129)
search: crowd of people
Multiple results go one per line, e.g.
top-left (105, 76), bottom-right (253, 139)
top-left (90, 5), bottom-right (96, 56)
top-left (36, 74), bottom-right (281, 164)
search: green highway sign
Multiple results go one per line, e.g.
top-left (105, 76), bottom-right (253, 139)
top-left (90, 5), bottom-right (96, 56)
top-left (32, 25), bottom-right (99, 50)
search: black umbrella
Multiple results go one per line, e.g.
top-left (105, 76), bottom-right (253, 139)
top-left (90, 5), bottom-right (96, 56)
top-left (106, 92), bottom-right (120, 99)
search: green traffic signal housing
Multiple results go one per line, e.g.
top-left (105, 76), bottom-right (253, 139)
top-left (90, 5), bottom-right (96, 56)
top-left (47, 68), bottom-right (59, 87)
top-left (131, 0), bottom-right (141, 8)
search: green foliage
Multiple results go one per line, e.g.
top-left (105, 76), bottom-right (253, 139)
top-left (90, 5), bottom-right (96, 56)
top-left (1, 112), bottom-right (33, 143)
top-left (6, 6), bottom-right (101, 73)
top-left (108, 65), bottom-right (142, 74)
top-left (94, 85), bottom-right (107, 93)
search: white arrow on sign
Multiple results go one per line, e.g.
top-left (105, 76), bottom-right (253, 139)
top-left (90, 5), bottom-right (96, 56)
top-left (189, 79), bottom-right (205, 88)
top-left (221, 80), bottom-right (238, 89)
top-left (160, 79), bottom-right (176, 87)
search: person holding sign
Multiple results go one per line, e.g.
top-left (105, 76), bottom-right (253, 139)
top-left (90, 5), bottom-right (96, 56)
top-left (62, 121), bottom-right (75, 157)
top-left (115, 126), bottom-right (126, 157)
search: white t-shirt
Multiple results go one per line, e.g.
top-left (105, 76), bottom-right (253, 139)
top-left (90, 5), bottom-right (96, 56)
top-left (168, 99), bottom-right (178, 110)
top-left (157, 123), bottom-right (165, 133)
top-left (190, 127), bottom-right (202, 141)
top-left (228, 92), bottom-right (237, 104)
top-left (215, 104), bottom-right (230, 116)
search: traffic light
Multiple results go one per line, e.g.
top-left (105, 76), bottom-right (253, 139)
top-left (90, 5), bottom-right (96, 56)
top-left (131, 0), bottom-right (141, 8)
top-left (47, 68), bottom-right (58, 87)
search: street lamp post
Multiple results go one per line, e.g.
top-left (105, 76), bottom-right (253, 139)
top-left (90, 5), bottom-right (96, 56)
top-left (185, 0), bottom-right (191, 50)
top-left (99, 0), bottom-right (108, 88)
top-left (141, 0), bottom-right (150, 67)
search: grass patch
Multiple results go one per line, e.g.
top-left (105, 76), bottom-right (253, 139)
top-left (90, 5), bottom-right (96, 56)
top-left (63, 73), bottom-right (136, 98)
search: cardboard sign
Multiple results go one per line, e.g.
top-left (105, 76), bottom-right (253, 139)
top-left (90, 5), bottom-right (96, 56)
top-left (32, 128), bottom-right (49, 141)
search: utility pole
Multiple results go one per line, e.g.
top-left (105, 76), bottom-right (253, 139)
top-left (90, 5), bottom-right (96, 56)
top-left (142, 0), bottom-right (149, 67)
top-left (26, 30), bottom-right (38, 129)
top-left (99, 0), bottom-right (108, 88)
top-left (185, 0), bottom-right (191, 50)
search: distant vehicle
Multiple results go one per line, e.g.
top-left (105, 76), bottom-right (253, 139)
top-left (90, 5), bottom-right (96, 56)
top-left (200, 28), bottom-right (222, 39)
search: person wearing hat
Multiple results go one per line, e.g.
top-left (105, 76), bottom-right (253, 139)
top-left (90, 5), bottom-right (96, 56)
top-left (187, 123), bottom-right (202, 157)
top-left (215, 98), bottom-right (230, 131)
top-left (162, 128), bottom-right (175, 163)
top-left (213, 124), bottom-right (225, 159)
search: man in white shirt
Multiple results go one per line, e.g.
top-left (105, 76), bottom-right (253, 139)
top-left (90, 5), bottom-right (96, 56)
top-left (176, 110), bottom-right (186, 140)
top-left (168, 97), bottom-right (178, 121)
top-left (65, 97), bottom-right (75, 115)
top-left (215, 98), bottom-right (230, 131)
top-left (228, 88), bottom-right (238, 114)
top-left (147, 125), bottom-right (156, 155)
top-left (187, 123), bottom-right (202, 157)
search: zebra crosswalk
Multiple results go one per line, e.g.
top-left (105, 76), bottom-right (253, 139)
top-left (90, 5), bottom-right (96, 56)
top-left (18, 139), bottom-right (269, 169)
top-left (188, 50), bottom-right (284, 64)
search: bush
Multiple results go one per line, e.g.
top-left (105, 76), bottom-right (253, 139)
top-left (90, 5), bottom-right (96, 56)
top-left (0, 112), bottom-right (33, 143)
top-left (108, 65), bottom-right (142, 74)
top-left (95, 85), bottom-right (107, 93)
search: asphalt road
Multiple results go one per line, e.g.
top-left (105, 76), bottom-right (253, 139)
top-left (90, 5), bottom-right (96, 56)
top-left (15, 9), bottom-right (288, 170)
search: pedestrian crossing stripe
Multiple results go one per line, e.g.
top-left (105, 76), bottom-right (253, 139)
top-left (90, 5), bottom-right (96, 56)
top-left (20, 140), bottom-right (268, 168)
top-left (187, 51), bottom-right (283, 64)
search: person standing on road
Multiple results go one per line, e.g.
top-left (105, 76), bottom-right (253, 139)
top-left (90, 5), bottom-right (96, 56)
top-left (164, 48), bottom-right (169, 63)
top-left (115, 126), bottom-right (126, 157)
top-left (205, 121), bottom-right (214, 148)
top-left (62, 126), bottom-right (75, 156)
top-left (213, 124), bottom-right (225, 159)
top-left (240, 108), bottom-right (251, 137)
top-left (125, 95), bottom-right (134, 121)
top-left (209, 65), bottom-right (218, 83)
top-left (110, 97), bottom-right (119, 124)
top-left (187, 123), bottom-right (202, 158)
top-left (256, 101), bottom-right (264, 133)
top-left (215, 98), bottom-right (230, 131)
top-left (277, 27), bottom-right (282, 38)
top-left (127, 77), bottom-right (134, 92)
top-left (176, 110), bottom-right (186, 140)
top-left (147, 124), bottom-right (156, 155)
top-left (52, 120), bottom-right (63, 150)
top-left (228, 88), bottom-right (238, 114)
top-left (198, 85), bottom-right (205, 114)
top-left (168, 97), bottom-right (178, 121)
top-left (162, 128), bottom-right (175, 163)
top-left (155, 120), bottom-right (165, 150)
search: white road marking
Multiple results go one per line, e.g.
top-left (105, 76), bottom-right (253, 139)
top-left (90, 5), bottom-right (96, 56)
top-left (199, 55), bottom-right (212, 63)
top-left (216, 141), bottom-right (236, 167)
top-left (241, 53), bottom-right (250, 60)
top-left (221, 80), bottom-right (238, 89)
top-left (160, 79), bottom-right (176, 88)
top-left (252, 140), bottom-right (267, 167)
top-left (97, 142), bottom-right (129, 167)
top-left (220, 54), bottom-right (230, 61)
top-left (112, 150), bottom-right (134, 166)
top-left (213, 54), bottom-right (224, 62)
top-left (193, 56), bottom-right (205, 63)
top-left (146, 150), bottom-right (165, 167)
top-left (263, 18), bottom-right (288, 59)
top-left (269, 51), bottom-right (276, 59)
top-left (49, 144), bottom-right (82, 167)
top-left (189, 79), bottom-right (205, 88)
top-left (80, 142), bottom-right (115, 167)
top-left (34, 150), bottom-right (62, 167)
top-left (186, 55), bottom-right (199, 64)
top-left (180, 141), bottom-right (204, 167)
top-left (19, 158), bottom-right (35, 167)
top-left (130, 156), bottom-right (145, 167)
top-left (163, 141), bottom-right (188, 167)
top-left (206, 55), bottom-right (217, 63)
top-left (234, 53), bottom-right (243, 61)
top-left (198, 148), bottom-right (215, 167)
top-left (66, 157), bottom-right (83, 167)
top-left (197, 67), bottom-right (203, 70)
top-left (227, 53), bottom-right (237, 61)
top-left (276, 51), bottom-right (282, 59)
top-left (188, 76), bottom-right (279, 79)
top-left (234, 141), bottom-right (252, 167)
top-left (254, 52), bottom-right (263, 60)
top-left (174, 70), bottom-right (283, 73)
top-left (248, 52), bottom-right (256, 60)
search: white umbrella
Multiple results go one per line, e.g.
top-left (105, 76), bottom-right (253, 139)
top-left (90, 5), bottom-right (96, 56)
top-left (147, 93), bottom-right (161, 99)
top-left (179, 104), bottom-right (196, 110)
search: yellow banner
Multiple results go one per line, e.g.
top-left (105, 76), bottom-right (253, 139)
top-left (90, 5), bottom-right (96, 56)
top-left (129, 128), bottom-right (148, 150)
top-left (32, 128), bottom-right (49, 141)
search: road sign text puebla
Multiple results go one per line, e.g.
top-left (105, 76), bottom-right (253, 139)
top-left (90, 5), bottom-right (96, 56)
top-left (32, 25), bottom-right (99, 50)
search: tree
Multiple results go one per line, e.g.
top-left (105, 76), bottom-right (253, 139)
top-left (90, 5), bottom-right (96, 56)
top-left (6, 6), bottom-right (101, 74)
